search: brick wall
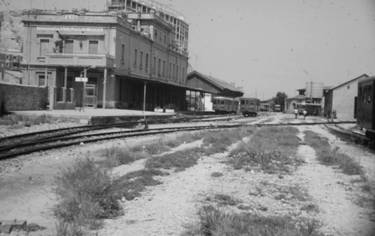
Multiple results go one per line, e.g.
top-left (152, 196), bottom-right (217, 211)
top-left (0, 83), bottom-right (48, 111)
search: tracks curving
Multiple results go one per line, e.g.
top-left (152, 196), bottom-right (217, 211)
top-left (0, 120), bottom-right (356, 160)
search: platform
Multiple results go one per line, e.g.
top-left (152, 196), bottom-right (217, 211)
top-left (13, 108), bottom-right (175, 125)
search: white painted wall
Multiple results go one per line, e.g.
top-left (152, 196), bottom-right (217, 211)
top-left (332, 81), bottom-right (358, 121)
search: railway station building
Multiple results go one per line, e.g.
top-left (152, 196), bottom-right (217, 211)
top-left (21, 9), bottom-right (188, 111)
top-left (186, 71), bottom-right (243, 111)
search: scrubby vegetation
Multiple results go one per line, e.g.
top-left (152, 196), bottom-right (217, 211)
top-left (201, 127), bottom-right (254, 155)
top-left (304, 130), bottom-right (364, 176)
top-left (183, 205), bottom-right (323, 236)
top-left (145, 148), bottom-right (202, 171)
top-left (54, 159), bottom-right (122, 232)
top-left (103, 145), bottom-right (150, 167)
top-left (109, 169), bottom-right (168, 200)
top-left (228, 127), bottom-right (302, 173)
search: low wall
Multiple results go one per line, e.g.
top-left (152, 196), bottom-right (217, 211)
top-left (0, 82), bottom-right (48, 111)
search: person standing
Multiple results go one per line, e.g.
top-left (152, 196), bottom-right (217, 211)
top-left (303, 110), bottom-right (307, 120)
top-left (294, 108), bottom-right (298, 119)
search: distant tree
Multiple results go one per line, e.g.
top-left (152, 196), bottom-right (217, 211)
top-left (273, 92), bottom-right (288, 112)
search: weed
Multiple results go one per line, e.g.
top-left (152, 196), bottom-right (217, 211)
top-left (228, 127), bottom-right (301, 174)
top-left (211, 194), bottom-right (241, 206)
top-left (145, 148), bottom-right (202, 171)
top-left (300, 204), bottom-right (319, 213)
top-left (200, 127), bottom-right (253, 155)
top-left (183, 205), bottom-right (323, 236)
top-left (110, 169), bottom-right (167, 200)
top-left (211, 172), bottom-right (223, 178)
top-left (104, 146), bottom-right (150, 167)
top-left (55, 220), bottom-right (83, 236)
top-left (144, 140), bottom-right (170, 155)
top-left (304, 131), bottom-right (364, 176)
top-left (54, 159), bottom-right (122, 229)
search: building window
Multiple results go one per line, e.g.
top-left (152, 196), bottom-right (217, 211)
top-left (153, 57), bottom-right (156, 74)
top-left (154, 30), bottom-right (158, 41)
top-left (172, 64), bottom-right (175, 80)
top-left (134, 49), bottom-right (138, 68)
top-left (139, 51), bottom-right (143, 70)
top-left (169, 62), bottom-right (172, 78)
top-left (145, 53), bottom-right (149, 72)
top-left (162, 61), bottom-right (165, 77)
top-left (38, 74), bottom-right (46, 87)
top-left (39, 39), bottom-right (50, 56)
top-left (176, 65), bottom-right (179, 82)
top-left (158, 58), bottom-right (161, 77)
top-left (121, 44), bottom-right (125, 65)
top-left (64, 40), bottom-right (74, 53)
top-left (88, 40), bottom-right (98, 54)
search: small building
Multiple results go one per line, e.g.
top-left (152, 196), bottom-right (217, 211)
top-left (324, 74), bottom-right (369, 120)
top-left (186, 71), bottom-right (243, 111)
top-left (286, 83), bottom-right (330, 116)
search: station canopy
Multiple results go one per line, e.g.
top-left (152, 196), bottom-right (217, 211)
top-left (186, 71), bottom-right (244, 98)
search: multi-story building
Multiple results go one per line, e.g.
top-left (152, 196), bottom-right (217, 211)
top-left (22, 10), bottom-right (188, 110)
top-left (108, 0), bottom-right (189, 56)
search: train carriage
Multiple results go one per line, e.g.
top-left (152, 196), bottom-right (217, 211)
top-left (357, 76), bottom-right (375, 139)
top-left (212, 96), bottom-right (238, 114)
top-left (240, 97), bottom-right (259, 117)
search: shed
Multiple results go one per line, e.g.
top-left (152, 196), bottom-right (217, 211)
top-left (186, 71), bottom-right (244, 98)
top-left (326, 74), bottom-right (369, 120)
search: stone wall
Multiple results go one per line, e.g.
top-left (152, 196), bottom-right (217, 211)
top-left (0, 82), bottom-right (48, 112)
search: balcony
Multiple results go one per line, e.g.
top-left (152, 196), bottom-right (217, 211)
top-left (44, 53), bottom-right (115, 68)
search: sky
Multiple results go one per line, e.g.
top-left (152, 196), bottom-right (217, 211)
top-left (3, 0), bottom-right (375, 99)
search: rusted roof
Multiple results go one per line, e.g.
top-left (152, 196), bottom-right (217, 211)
top-left (186, 71), bottom-right (243, 98)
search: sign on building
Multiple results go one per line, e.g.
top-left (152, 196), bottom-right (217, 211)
top-left (75, 77), bottom-right (88, 82)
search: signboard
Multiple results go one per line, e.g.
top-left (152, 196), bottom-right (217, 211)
top-left (75, 77), bottom-right (88, 82)
top-left (36, 26), bottom-right (104, 32)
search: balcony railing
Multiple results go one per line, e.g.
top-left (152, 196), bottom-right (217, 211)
top-left (45, 53), bottom-right (115, 68)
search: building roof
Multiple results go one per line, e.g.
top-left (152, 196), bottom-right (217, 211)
top-left (186, 71), bottom-right (243, 98)
top-left (330, 74), bottom-right (369, 91)
top-left (287, 95), bottom-right (306, 101)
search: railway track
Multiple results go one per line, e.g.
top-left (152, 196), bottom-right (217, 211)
top-left (0, 115), bottom-right (239, 147)
top-left (0, 120), bottom-right (356, 160)
top-left (324, 124), bottom-right (372, 147)
top-left (0, 124), bottom-right (244, 159)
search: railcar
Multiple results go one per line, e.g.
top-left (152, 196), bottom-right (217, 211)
top-left (357, 76), bottom-right (375, 139)
top-left (240, 98), bottom-right (259, 117)
top-left (212, 96), bottom-right (238, 114)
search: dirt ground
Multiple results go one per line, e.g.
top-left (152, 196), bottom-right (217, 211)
top-left (0, 114), bottom-right (374, 236)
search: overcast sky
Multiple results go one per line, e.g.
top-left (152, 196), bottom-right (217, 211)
top-left (3, 0), bottom-right (375, 99)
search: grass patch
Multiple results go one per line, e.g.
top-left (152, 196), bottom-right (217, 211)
top-left (201, 127), bottom-right (254, 155)
top-left (211, 172), bottom-right (224, 178)
top-left (54, 159), bottom-right (122, 230)
top-left (143, 140), bottom-right (170, 155)
top-left (229, 127), bottom-right (301, 174)
top-left (165, 132), bottom-right (203, 148)
top-left (103, 146), bottom-right (150, 167)
top-left (110, 169), bottom-right (167, 201)
top-left (183, 205), bottom-right (323, 236)
top-left (145, 148), bottom-right (202, 172)
top-left (55, 220), bottom-right (84, 236)
top-left (304, 131), bottom-right (364, 176)
top-left (206, 194), bottom-right (241, 206)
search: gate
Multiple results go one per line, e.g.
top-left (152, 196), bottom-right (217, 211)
top-left (84, 84), bottom-right (97, 107)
